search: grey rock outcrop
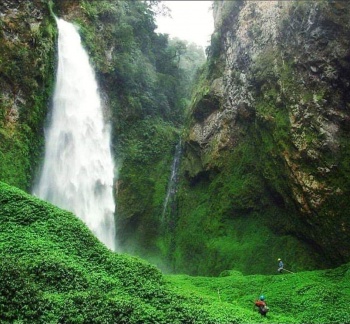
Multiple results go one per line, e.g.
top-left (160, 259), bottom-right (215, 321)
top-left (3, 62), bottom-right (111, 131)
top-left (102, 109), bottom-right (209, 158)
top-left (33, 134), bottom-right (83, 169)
top-left (183, 0), bottom-right (350, 266)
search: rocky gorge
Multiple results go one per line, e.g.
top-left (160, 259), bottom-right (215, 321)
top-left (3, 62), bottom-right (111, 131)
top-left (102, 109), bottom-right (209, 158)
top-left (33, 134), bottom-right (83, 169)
top-left (177, 0), bottom-right (350, 274)
top-left (0, 0), bottom-right (349, 277)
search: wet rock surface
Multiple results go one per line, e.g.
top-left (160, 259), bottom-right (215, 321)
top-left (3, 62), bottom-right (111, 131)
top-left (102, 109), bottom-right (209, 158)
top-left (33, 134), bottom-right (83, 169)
top-left (184, 1), bottom-right (350, 265)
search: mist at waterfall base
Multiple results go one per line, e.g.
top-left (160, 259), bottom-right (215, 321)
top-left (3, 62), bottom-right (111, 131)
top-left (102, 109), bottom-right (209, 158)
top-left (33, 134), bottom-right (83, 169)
top-left (33, 18), bottom-right (117, 251)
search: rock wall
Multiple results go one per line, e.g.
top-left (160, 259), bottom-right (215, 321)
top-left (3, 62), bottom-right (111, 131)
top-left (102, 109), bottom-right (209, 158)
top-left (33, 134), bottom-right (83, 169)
top-left (179, 0), bottom-right (350, 274)
top-left (0, 0), bottom-right (56, 190)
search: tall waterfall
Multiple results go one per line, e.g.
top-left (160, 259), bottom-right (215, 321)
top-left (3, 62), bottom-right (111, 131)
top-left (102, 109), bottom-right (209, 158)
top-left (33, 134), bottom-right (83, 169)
top-left (33, 18), bottom-right (116, 251)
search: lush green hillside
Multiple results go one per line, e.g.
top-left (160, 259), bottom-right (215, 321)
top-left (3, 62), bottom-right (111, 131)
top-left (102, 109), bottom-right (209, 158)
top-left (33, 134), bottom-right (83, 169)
top-left (1, 181), bottom-right (349, 323)
top-left (0, 181), bottom-right (205, 323)
top-left (167, 264), bottom-right (350, 324)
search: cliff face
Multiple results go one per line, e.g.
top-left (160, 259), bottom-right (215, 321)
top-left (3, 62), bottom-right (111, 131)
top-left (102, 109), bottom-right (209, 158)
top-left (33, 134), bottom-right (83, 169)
top-left (3, 0), bottom-right (350, 276)
top-left (0, 0), bottom-right (55, 190)
top-left (177, 0), bottom-right (350, 274)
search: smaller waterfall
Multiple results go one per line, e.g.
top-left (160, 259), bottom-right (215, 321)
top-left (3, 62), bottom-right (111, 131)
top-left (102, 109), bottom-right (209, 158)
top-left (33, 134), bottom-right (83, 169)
top-left (161, 140), bottom-right (182, 221)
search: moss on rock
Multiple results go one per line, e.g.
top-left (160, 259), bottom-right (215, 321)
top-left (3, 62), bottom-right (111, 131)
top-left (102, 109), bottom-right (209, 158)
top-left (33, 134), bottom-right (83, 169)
top-left (0, 1), bottom-right (56, 190)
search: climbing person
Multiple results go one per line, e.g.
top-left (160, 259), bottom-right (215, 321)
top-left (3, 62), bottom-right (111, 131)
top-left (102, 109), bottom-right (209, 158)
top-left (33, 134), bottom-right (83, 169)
top-left (254, 295), bottom-right (269, 316)
top-left (277, 258), bottom-right (284, 273)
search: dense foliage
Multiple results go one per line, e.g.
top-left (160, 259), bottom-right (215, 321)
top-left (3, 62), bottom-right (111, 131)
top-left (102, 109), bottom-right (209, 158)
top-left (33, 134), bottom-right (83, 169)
top-left (49, 0), bottom-right (206, 263)
top-left (168, 139), bottom-right (325, 276)
top-left (162, 0), bottom-right (350, 276)
top-left (0, 1), bottom-right (56, 190)
top-left (0, 0), bottom-right (206, 271)
top-left (62, 0), bottom-right (205, 129)
top-left (165, 59), bottom-right (324, 276)
top-left (2, 3), bottom-right (349, 316)
top-left (0, 182), bottom-right (207, 323)
top-left (1, 181), bottom-right (349, 323)
top-left (168, 265), bottom-right (350, 324)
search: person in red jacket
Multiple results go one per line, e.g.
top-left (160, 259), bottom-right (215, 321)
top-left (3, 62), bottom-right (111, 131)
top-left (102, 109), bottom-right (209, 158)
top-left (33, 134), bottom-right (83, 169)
top-left (255, 295), bottom-right (269, 316)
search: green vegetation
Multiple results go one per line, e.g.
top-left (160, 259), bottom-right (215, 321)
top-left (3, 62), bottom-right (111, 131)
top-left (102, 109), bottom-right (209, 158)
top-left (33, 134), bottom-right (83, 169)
top-left (0, 0), bottom-right (206, 272)
top-left (171, 144), bottom-right (323, 276)
top-left (171, 46), bottom-right (321, 276)
top-left (63, 0), bottom-right (205, 129)
top-left (1, 1), bottom-right (350, 312)
top-left (168, 0), bottom-right (350, 276)
top-left (0, 2), bottom-right (56, 190)
top-left (62, 0), bottom-right (206, 265)
top-left (167, 264), bottom-right (350, 324)
top-left (1, 181), bottom-right (349, 323)
top-left (0, 182), bottom-right (205, 323)
top-left (116, 117), bottom-right (180, 259)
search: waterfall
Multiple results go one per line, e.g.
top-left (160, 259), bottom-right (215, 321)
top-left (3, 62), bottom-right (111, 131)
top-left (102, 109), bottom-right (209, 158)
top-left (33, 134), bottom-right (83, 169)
top-left (33, 18), bottom-right (116, 251)
top-left (161, 140), bottom-right (182, 221)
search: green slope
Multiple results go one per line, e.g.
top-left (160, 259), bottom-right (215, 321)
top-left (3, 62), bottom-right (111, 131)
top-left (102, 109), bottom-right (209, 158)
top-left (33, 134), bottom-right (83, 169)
top-left (0, 181), bottom-right (206, 323)
top-left (0, 181), bottom-right (349, 323)
top-left (166, 265), bottom-right (350, 323)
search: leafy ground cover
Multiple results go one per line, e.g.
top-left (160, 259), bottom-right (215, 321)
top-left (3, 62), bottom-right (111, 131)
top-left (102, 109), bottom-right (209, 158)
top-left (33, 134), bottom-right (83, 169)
top-left (166, 264), bottom-right (350, 324)
top-left (0, 181), bottom-right (349, 323)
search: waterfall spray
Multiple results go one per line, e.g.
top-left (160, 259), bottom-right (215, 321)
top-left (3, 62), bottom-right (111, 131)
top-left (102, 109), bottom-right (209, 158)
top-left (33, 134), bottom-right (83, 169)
top-left (33, 18), bottom-right (116, 251)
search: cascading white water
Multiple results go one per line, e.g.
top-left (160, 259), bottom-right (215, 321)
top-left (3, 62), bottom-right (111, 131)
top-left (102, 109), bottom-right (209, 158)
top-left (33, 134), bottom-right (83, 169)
top-left (33, 18), bottom-right (116, 251)
top-left (161, 140), bottom-right (182, 221)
